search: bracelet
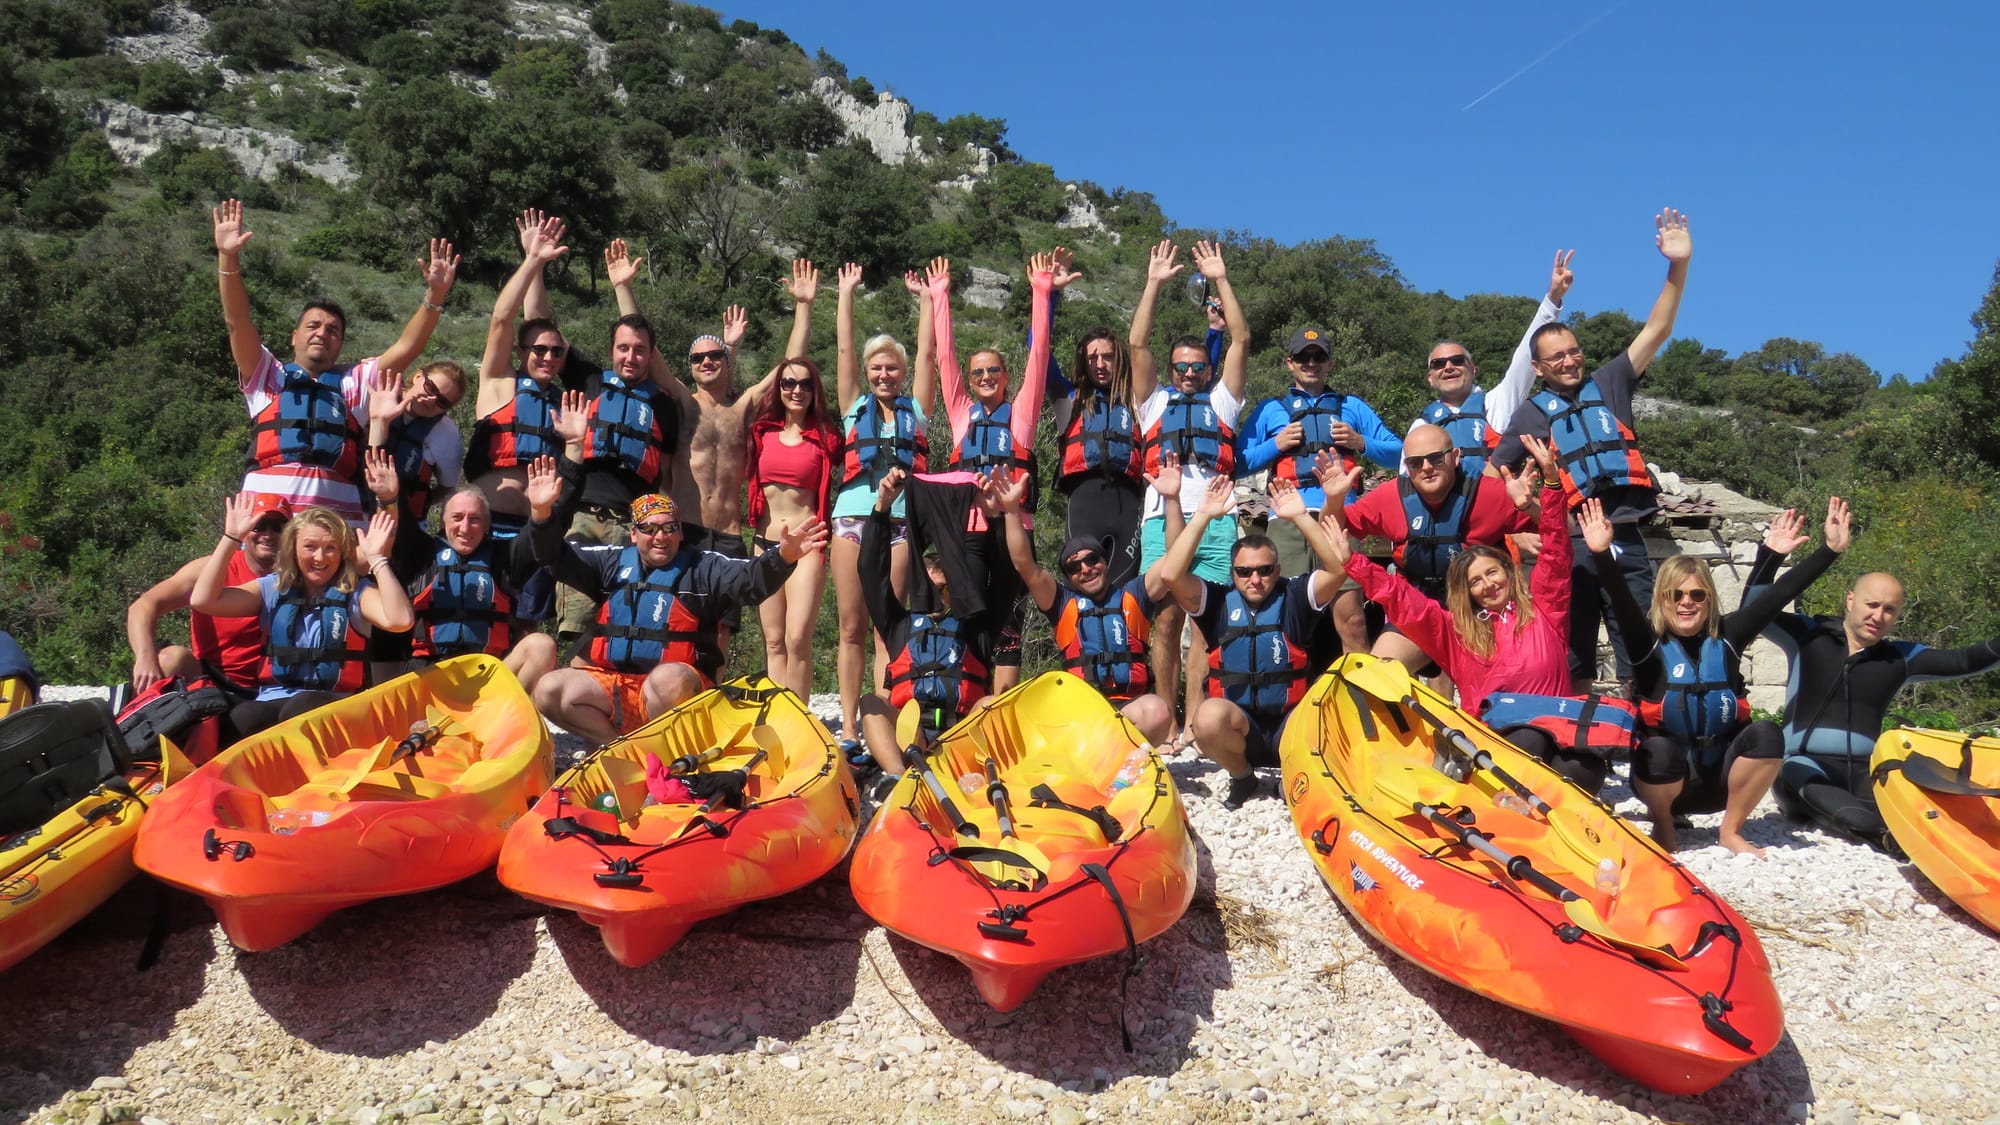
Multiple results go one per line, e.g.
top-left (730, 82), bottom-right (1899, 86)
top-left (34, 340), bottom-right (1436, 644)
top-left (223, 533), bottom-right (243, 544)
top-left (422, 298), bottom-right (444, 312)
top-left (217, 269), bottom-right (238, 277)
top-left (368, 558), bottom-right (391, 572)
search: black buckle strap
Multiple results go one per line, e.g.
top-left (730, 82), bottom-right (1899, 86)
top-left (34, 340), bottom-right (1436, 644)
top-left (1079, 861), bottom-right (1142, 1052)
top-left (1026, 784), bottom-right (1123, 842)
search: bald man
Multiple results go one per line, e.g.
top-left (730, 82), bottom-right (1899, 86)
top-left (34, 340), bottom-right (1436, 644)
top-left (1757, 566), bottom-right (2000, 845)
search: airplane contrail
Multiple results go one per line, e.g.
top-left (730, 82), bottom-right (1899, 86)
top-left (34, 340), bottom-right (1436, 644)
top-left (1463, 1), bottom-right (1629, 111)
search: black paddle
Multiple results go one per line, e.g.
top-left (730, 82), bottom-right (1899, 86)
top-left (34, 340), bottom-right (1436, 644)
top-left (897, 701), bottom-right (978, 839)
top-left (984, 757), bottom-right (1014, 838)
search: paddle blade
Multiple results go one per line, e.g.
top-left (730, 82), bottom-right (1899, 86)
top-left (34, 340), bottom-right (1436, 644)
top-left (1892, 753), bottom-right (2000, 798)
top-left (1561, 897), bottom-right (1689, 971)
top-left (1342, 653), bottom-right (1415, 705)
top-left (895, 700), bottom-right (922, 751)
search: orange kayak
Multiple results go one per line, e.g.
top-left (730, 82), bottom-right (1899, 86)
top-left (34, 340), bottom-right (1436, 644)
top-left (1872, 727), bottom-right (2000, 931)
top-left (850, 672), bottom-right (1195, 1011)
top-left (134, 655), bottom-right (552, 950)
top-left (498, 676), bottom-right (859, 967)
top-left (1280, 655), bottom-right (1781, 1095)
top-left (2, 702), bottom-right (193, 972)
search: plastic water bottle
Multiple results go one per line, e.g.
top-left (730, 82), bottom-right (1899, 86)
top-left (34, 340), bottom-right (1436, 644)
top-left (958, 771), bottom-right (983, 797)
top-left (1493, 792), bottom-right (1532, 815)
top-left (1110, 746), bottom-right (1151, 793)
top-left (1594, 857), bottom-right (1621, 903)
top-left (266, 808), bottom-right (330, 835)
top-left (591, 790), bottom-right (621, 818)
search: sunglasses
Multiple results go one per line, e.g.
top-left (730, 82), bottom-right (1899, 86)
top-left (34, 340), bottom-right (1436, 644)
top-left (1171, 361), bottom-right (1210, 375)
top-left (689, 349), bottom-right (728, 365)
top-left (1233, 563), bottom-right (1279, 579)
top-left (778, 376), bottom-right (814, 392)
top-left (1671, 588), bottom-right (1709, 605)
top-left (1428, 353), bottom-right (1471, 370)
top-left (527, 344), bottom-right (568, 358)
top-left (969, 365), bottom-right (1007, 379)
top-left (1291, 351), bottom-right (1328, 365)
top-left (250, 518), bottom-right (287, 535)
top-left (415, 373), bottom-right (459, 406)
top-left (1061, 552), bottom-right (1104, 576)
top-left (1536, 346), bottom-right (1584, 364)
top-left (1404, 450), bottom-right (1452, 471)
top-left (634, 521), bottom-right (681, 538)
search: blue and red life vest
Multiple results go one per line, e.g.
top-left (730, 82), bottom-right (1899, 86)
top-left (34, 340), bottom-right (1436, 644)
top-left (1420, 388), bottom-right (1498, 476)
top-left (386, 412), bottom-right (445, 521)
top-left (841, 394), bottom-right (927, 485)
top-left (1057, 395), bottom-right (1143, 489)
top-left (411, 541), bottom-right (514, 660)
top-left (1479, 692), bottom-right (1639, 759)
top-left (1142, 390), bottom-right (1234, 478)
top-left (1206, 587), bottom-right (1309, 720)
top-left (581, 371), bottom-right (668, 486)
top-left (886, 613), bottom-right (988, 720)
top-left (247, 364), bottom-right (361, 478)
top-left (1526, 382), bottom-right (1653, 509)
top-left (1270, 387), bottom-right (1356, 486)
top-left (1396, 472), bottom-right (1479, 597)
top-left (262, 585), bottom-right (367, 694)
top-left (469, 374), bottom-right (563, 475)
top-left (1053, 588), bottom-right (1152, 700)
top-left (590, 548), bottom-right (701, 674)
top-left (1639, 635), bottom-right (1751, 749)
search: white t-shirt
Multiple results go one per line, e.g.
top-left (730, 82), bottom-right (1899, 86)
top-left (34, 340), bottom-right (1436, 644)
top-left (1138, 380), bottom-right (1243, 522)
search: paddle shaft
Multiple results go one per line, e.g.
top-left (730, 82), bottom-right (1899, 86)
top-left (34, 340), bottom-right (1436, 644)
top-left (983, 757), bottom-right (1014, 838)
top-left (905, 745), bottom-right (979, 838)
top-left (698, 748), bottom-right (767, 813)
top-left (0, 775), bottom-right (152, 883)
top-left (1414, 802), bottom-right (1576, 902)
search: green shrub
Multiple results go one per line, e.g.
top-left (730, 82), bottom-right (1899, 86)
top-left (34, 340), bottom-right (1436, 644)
top-left (136, 59), bottom-right (220, 111)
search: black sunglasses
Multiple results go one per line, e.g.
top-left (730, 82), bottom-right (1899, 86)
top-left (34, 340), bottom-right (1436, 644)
top-left (1061, 552), bottom-right (1104, 575)
top-left (634, 521), bottom-right (681, 537)
top-left (1171, 361), bottom-right (1210, 375)
top-left (689, 349), bottom-right (729, 364)
top-left (1404, 450), bottom-right (1452, 471)
top-left (1428, 353), bottom-right (1471, 370)
top-left (778, 377), bottom-right (815, 391)
top-left (1233, 563), bottom-right (1279, 579)
top-left (527, 344), bottom-right (568, 358)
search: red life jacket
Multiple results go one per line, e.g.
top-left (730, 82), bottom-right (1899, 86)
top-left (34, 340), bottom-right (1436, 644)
top-left (588, 549), bottom-right (705, 675)
top-left (190, 549), bottom-right (265, 692)
top-left (1057, 395), bottom-right (1143, 489)
top-left (246, 364), bottom-right (361, 478)
top-left (468, 373), bottom-right (563, 475)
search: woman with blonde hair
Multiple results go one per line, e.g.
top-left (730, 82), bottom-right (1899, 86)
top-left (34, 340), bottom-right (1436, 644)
top-left (827, 263), bottom-right (935, 755)
top-left (1581, 498), bottom-right (1850, 855)
top-left (192, 496), bottom-right (412, 742)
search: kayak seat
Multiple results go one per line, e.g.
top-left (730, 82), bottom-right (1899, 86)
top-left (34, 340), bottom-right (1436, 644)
top-left (0, 700), bottom-right (127, 835)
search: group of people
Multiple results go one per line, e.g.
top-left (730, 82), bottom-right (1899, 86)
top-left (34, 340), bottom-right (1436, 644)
top-left (121, 200), bottom-right (2000, 855)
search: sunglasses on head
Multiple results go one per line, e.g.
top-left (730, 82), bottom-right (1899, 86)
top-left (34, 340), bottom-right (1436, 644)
top-left (1233, 563), bottom-right (1279, 579)
top-left (634, 521), bottom-right (681, 538)
top-left (1404, 450), bottom-right (1452, 471)
top-left (1428, 353), bottom-right (1471, 370)
top-left (1061, 551), bottom-right (1103, 576)
top-left (689, 349), bottom-right (728, 365)
top-left (1671, 588), bottom-right (1709, 605)
top-left (527, 343), bottom-right (568, 358)
top-left (1171, 361), bottom-right (1210, 376)
top-left (778, 376), bottom-right (814, 392)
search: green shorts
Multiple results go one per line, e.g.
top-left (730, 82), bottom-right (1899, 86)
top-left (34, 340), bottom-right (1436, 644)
top-left (1140, 514), bottom-right (1238, 586)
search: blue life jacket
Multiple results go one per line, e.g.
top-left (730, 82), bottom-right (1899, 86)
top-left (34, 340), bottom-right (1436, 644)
top-left (386, 412), bottom-right (445, 518)
top-left (1057, 395), bottom-right (1142, 489)
top-left (886, 613), bottom-right (988, 721)
top-left (1526, 382), bottom-right (1652, 508)
top-left (952, 400), bottom-right (1038, 505)
top-left (1396, 472), bottom-right (1478, 597)
top-left (1641, 635), bottom-right (1751, 760)
top-left (263, 585), bottom-right (365, 693)
top-left (1053, 587), bottom-right (1152, 699)
top-left (1205, 587), bottom-right (1309, 720)
top-left (591, 547), bottom-right (697, 673)
top-left (248, 364), bottom-right (360, 475)
top-left (413, 540), bottom-right (514, 659)
top-left (470, 374), bottom-right (563, 475)
top-left (1143, 389), bottom-right (1235, 478)
top-left (1479, 692), bottom-right (1639, 759)
top-left (1420, 387), bottom-right (1492, 475)
top-left (1272, 387), bottom-right (1353, 486)
top-left (841, 394), bottom-right (927, 484)
top-left (582, 371), bottom-right (667, 485)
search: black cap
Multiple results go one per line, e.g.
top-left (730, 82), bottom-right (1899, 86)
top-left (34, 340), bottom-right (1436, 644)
top-left (1287, 328), bottom-right (1330, 357)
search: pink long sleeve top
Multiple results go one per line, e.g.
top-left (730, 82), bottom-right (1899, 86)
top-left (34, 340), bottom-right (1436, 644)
top-left (927, 269), bottom-right (1053, 531)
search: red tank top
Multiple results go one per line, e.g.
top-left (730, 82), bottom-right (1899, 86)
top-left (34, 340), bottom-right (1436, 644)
top-left (190, 550), bottom-right (265, 691)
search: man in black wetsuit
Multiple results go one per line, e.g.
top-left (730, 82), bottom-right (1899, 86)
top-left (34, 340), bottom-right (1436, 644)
top-left (1760, 566), bottom-right (2000, 845)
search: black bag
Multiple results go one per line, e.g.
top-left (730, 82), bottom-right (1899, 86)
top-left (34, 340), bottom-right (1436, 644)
top-left (0, 699), bottom-right (126, 836)
top-left (115, 676), bottom-right (234, 763)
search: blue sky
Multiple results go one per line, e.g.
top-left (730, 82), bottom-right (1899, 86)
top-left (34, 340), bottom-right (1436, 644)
top-left (729, 1), bottom-right (1999, 381)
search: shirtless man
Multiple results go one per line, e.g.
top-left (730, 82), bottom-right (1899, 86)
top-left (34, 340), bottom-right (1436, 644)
top-left (604, 246), bottom-right (816, 650)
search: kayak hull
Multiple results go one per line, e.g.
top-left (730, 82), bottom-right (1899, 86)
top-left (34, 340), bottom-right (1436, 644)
top-left (1873, 727), bottom-right (2000, 931)
top-left (850, 672), bottom-right (1195, 1011)
top-left (1281, 655), bottom-right (1782, 1095)
top-left (498, 677), bottom-right (859, 968)
top-left (134, 655), bottom-right (551, 950)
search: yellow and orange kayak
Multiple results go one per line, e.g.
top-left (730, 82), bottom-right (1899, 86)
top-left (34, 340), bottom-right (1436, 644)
top-left (851, 672), bottom-right (1196, 1011)
top-left (1872, 727), bottom-right (2000, 932)
top-left (1280, 655), bottom-right (1782, 1095)
top-left (499, 676), bottom-right (859, 967)
top-left (0, 676), bottom-right (32, 719)
top-left (1, 709), bottom-right (193, 973)
top-left (134, 655), bottom-right (551, 950)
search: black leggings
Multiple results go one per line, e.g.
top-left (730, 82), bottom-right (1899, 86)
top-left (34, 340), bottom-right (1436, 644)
top-left (224, 691), bottom-right (346, 745)
top-left (1508, 728), bottom-right (1610, 796)
top-left (1634, 720), bottom-right (1784, 812)
top-left (1064, 477), bottom-right (1144, 589)
top-left (1776, 752), bottom-right (1887, 842)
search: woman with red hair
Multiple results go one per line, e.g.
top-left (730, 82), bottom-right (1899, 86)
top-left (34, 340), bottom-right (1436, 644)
top-left (747, 357), bottom-right (843, 699)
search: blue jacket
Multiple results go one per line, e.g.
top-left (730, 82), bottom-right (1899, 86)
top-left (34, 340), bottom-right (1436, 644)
top-left (1237, 387), bottom-right (1402, 508)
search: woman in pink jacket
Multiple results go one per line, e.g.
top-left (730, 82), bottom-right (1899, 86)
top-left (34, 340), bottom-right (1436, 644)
top-left (1326, 436), bottom-right (1603, 787)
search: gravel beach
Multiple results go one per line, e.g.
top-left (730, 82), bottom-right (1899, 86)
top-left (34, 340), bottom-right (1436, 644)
top-left (4, 686), bottom-right (1997, 1124)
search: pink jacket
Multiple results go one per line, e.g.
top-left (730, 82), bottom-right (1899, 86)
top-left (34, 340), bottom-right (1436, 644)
top-left (1346, 485), bottom-right (1571, 713)
top-left (929, 269), bottom-right (1053, 531)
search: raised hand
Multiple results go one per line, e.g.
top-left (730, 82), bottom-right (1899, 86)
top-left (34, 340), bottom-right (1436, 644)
top-left (524, 455), bottom-right (563, 515)
top-left (604, 239), bottom-right (642, 288)
top-left (1824, 496), bottom-right (1853, 553)
top-left (1270, 476), bottom-right (1307, 521)
top-left (926, 257), bottom-right (952, 294)
top-left (515, 208), bottom-right (551, 255)
top-left (1578, 498), bottom-right (1613, 554)
top-left (1144, 449), bottom-right (1183, 501)
top-left (521, 214), bottom-right (568, 266)
top-left (1549, 249), bottom-right (1576, 303)
top-left (837, 261), bottom-right (863, 295)
top-left (1189, 239), bottom-right (1228, 281)
top-left (1196, 473), bottom-right (1236, 520)
top-left (1026, 250), bottom-right (1053, 281)
top-left (1497, 460), bottom-right (1540, 511)
top-left (722, 304), bottom-right (749, 349)
top-left (784, 259), bottom-right (819, 305)
top-left (363, 447), bottom-right (400, 502)
top-left (358, 509), bottom-right (397, 566)
top-left (778, 515), bottom-right (831, 563)
top-left (1314, 453), bottom-right (1362, 500)
top-left (421, 238), bottom-right (460, 296)
top-left (1317, 509), bottom-right (1353, 570)
top-left (902, 269), bottom-right (925, 296)
top-left (222, 491), bottom-right (260, 541)
top-left (212, 199), bottom-right (253, 256)
top-left (1204, 297), bottom-right (1225, 331)
top-left (1049, 246), bottom-right (1082, 289)
top-left (551, 389), bottom-right (590, 445)
top-left (876, 466), bottom-right (907, 510)
top-left (1145, 239), bottom-right (1183, 283)
top-left (367, 367), bottom-right (405, 424)
top-left (1762, 508), bottom-right (1807, 555)
top-left (1519, 434), bottom-right (1558, 485)
top-left (986, 466), bottom-right (1029, 513)
top-left (1655, 207), bottom-right (1692, 264)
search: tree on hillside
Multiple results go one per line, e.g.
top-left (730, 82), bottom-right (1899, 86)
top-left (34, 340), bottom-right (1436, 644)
top-left (781, 144), bottom-right (928, 281)
top-left (1931, 263), bottom-right (2000, 470)
top-left (1723, 337), bottom-right (1878, 422)
top-left (657, 155), bottom-right (777, 290)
